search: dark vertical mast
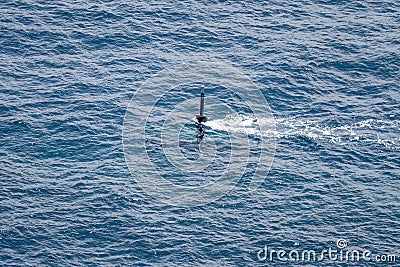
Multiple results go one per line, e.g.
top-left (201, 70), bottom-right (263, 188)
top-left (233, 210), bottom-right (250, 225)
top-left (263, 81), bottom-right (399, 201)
top-left (196, 85), bottom-right (207, 123)
top-left (200, 85), bottom-right (205, 117)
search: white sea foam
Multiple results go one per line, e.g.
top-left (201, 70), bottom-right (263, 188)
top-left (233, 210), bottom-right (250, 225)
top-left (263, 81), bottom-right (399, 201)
top-left (205, 115), bottom-right (399, 148)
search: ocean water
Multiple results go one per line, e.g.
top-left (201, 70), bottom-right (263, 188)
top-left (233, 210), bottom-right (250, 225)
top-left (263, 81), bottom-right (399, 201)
top-left (1, 0), bottom-right (399, 266)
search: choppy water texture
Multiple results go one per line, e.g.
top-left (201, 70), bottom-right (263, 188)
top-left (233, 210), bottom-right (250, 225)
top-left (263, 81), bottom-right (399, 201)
top-left (1, 0), bottom-right (399, 266)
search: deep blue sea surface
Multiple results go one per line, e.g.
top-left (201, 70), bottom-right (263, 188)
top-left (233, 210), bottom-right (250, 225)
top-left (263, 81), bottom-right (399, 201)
top-left (1, 0), bottom-right (399, 266)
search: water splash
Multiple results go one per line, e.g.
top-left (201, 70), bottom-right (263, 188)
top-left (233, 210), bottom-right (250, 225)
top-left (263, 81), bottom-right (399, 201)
top-left (206, 115), bottom-right (399, 149)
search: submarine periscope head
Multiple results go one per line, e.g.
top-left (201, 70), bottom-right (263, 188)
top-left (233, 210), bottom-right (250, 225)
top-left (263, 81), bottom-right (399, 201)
top-left (196, 85), bottom-right (207, 124)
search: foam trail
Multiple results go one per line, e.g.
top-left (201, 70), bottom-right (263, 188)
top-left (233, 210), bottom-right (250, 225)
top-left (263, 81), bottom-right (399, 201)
top-left (205, 115), bottom-right (400, 149)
